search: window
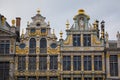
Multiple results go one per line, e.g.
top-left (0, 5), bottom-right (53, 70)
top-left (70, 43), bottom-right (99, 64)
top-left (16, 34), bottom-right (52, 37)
top-left (84, 56), bottom-right (91, 70)
top-left (83, 34), bottom-right (91, 46)
top-left (28, 56), bottom-right (36, 71)
top-left (63, 56), bottom-right (71, 71)
top-left (36, 23), bottom-right (40, 26)
top-left (94, 77), bottom-right (102, 80)
top-left (39, 77), bottom-right (47, 80)
top-left (39, 56), bottom-right (47, 70)
top-left (50, 56), bottom-right (58, 70)
top-left (50, 43), bottom-right (57, 48)
top-left (50, 77), bottom-right (58, 80)
top-left (0, 40), bottom-right (10, 54)
top-left (84, 78), bottom-right (92, 80)
top-left (73, 34), bottom-right (80, 46)
top-left (40, 38), bottom-right (47, 53)
top-left (63, 78), bottom-right (71, 80)
top-left (19, 43), bottom-right (26, 49)
top-left (73, 56), bottom-right (81, 70)
top-left (74, 77), bottom-right (81, 80)
top-left (29, 38), bottom-right (36, 53)
top-left (17, 77), bottom-right (26, 80)
top-left (30, 28), bottom-right (36, 33)
top-left (110, 55), bottom-right (118, 76)
top-left (41, 28), bottom-right (46, 33)
top-left (0, 62), bottom-right (9, 80)
top-left (18, 56), bottom-right (26, 71)
top-left (94, 55), bottom-right (102, 70)
top-left (28, 77), bottom-right (36, 80)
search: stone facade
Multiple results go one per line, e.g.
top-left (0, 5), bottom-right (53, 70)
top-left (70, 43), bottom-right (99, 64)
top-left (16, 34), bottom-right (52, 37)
top-left (0, 9), bottom-right (120, 80)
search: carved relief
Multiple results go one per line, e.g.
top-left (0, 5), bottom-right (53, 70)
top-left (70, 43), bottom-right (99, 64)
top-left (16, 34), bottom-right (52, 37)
top-left (63, 35), bottom-right (72, 45)
top-left (47, 46), bottom-right (60, 54)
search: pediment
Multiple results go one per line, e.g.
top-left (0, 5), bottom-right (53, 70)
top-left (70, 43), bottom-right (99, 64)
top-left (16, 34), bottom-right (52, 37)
top-left (0, 29), bottom-right (16, 37)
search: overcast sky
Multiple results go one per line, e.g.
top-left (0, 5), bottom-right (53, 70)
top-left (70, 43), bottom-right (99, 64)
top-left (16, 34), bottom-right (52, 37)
top-left (0, 0), bottom-right (120, 40)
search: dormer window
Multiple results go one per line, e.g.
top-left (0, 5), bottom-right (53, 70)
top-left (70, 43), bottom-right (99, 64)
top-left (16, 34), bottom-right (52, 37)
top-left (30, 28), bottom-right (35, 33)
top-left (41, 28), bottom-right (46, 33)
top-left (36, 23), bottom-right (40, 26)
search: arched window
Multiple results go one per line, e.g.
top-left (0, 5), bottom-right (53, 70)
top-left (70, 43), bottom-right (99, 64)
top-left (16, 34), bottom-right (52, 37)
top-left (40, 38), bottom-right (47, 53)
top-left (29, 38), bottom-right (36, 53)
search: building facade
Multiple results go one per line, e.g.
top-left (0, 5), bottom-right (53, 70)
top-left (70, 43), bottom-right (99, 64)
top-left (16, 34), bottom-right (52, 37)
top-left (0, 9), bottom-right (120, 80)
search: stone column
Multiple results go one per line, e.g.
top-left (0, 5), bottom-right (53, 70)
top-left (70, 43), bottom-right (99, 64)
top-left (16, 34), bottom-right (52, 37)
top-left (47, 55), bottom-right (50, 71)
top-left (106, 53), bottom-right (110, 78)
top-left (118, 54), bottom-right (120, 78)
top-left (81, 34), bottom-right (83, 46)
top-left (81, 55), bottom-right (84, 71)
top-left (9, 60), bottom-right (14, 80)
top-left (102, 53), bottom-right (105, 72)
top-left (71, 55), bottom-right (73, 71)
top-left (92, 54), bottom-right (94, 72)
top-left (58, 54), bottom-right (61, 71)
top-left (36, 55), bottom-right (39, 70)
top-left (26, 55), bottom-right (28, 71)
top-left (92, 75), bottom-right (94, 80)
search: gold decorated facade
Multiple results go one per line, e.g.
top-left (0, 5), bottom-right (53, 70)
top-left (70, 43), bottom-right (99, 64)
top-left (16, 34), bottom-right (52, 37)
top-left (0, 9), bottom-right (120, 80)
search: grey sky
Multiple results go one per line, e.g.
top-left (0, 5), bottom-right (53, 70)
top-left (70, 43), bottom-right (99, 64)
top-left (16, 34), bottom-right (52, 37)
top-left (0, 0), bottom-right (120, 40)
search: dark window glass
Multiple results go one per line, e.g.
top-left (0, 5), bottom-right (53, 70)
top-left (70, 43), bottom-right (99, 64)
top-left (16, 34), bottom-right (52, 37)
top-left (73, 56), bottom-right (81, 70)
top-left (30, 28), bottom-right (36, 33)
top-left (28, 56), bottom-right (36, 71)
top-left (19, 43), bottom-right (26, 49)
top-left (73, 34), bottom-right (80, 46)
top-left (17, 77), bottom-right (26, 80)
top-left (63, 78), bottom-right (71, 80)
top-left (83, 34), bottom-right (91, 46)
top-left (0, 40), bottom-right (10, 54)
top-left (39, 56), bottom-right (47, 70)
top-left (94, 55), bottom-right (102, 70)
top-left (40, 38), bottom-right (47, 53)
top-left (94, 77), bottom-right (102, 80)
top-left (18, 56), bottom-right (26, 71)
top-left (28, 77), bottom-right (36, 80)
top-left (74, 77), bottom-right (81, 80)
top-left (50, 77), bottom-right (58, 80)
top-left (41, 28), bottom-right (46, 33)
top-left (39, 77), bottom-right (47, 80)
top-left (84, 78), bottom-right (92, 80)
top-left (63, 56), bottom-right (71, 71)
top-left (84, 56), bottom-right (91, 70)
top-left (0, 62), bottom-right (9, 80)
top-left (50, 56), bottom-right (58, 70)
top-left (29, 38), bottom-right (36, 54)
top-left (50, 43), bottom-right (57, 48)
top-left (36, 23), bottom-right (40, 26)
top-left (110, 55), bottom-right (118, 76)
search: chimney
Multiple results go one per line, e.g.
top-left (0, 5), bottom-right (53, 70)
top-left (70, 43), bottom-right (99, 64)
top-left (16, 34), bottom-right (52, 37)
top-left (16, 17), bottom-right (21, 42)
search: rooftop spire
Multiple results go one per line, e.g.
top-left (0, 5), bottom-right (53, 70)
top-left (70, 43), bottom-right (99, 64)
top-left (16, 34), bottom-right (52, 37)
top-left (37, 9), bottom-right (40, 14)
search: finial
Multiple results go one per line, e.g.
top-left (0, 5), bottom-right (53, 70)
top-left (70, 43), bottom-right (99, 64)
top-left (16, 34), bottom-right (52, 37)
top-left (37, 9), bottom-right (40, 14)
top-left (48, 21), bottom-right (50, 26)
top-left (1, 16), bottom-right (5, 26)
top-left (52, 29), bottom-right (55, 35)
top-left (93, 21), bottom-right (97, 30)
top-left (66, 19), bottom-right (70, 29)
top-left (59, 30), bottom-right (63, 39)
top-left (27, 21), bottom-right (29, 25)
top-left (78, 9), bottom-right (85, 14)
top-left (11, 19), bottom-right (15, 26)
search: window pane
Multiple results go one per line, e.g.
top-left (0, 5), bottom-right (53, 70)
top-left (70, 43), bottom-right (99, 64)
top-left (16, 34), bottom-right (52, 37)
top-left (73, 34), bottom-right (81, 46)
top-left (50, 56), bottom-right (58, 70)
top-left (18, 56), bottom-right (26, 71)
top-left (28, 56), bottom-right (36, 71)
top-left (84, 56), bottom-right (91, 70)
top-left (73, 56), bottom-right (81, 70)
top-left (29, 38), bottom-right (36, 53)
top-left (50, 77), bottom-right (58, 80)
top-left (40, 38), bottom-right (47, 53)
top-left (18, 77), bottom-right (26, 80)
top-left (39, 56), bottom-right (47, 70)
top-left (94, 55), bottom-right (102, 70)
top-left (63, 56), bottom-right (71, 71)
top-left (83, 34), bottom-right (91, 46)
top-left (110, 55), bottom-right (118, 76)
top-left (39, 77), bottom-right (47, 80)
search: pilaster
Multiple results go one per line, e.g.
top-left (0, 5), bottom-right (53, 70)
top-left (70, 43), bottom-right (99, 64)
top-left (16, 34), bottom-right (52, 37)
top-left (92, 54), bottom-right (94, 72)
top-left (81, 55), bottom-right (84, 71)
top-left (47, 55), bottom-right (50, 71)
top-left (71, 55), bottom-right (73, 71)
